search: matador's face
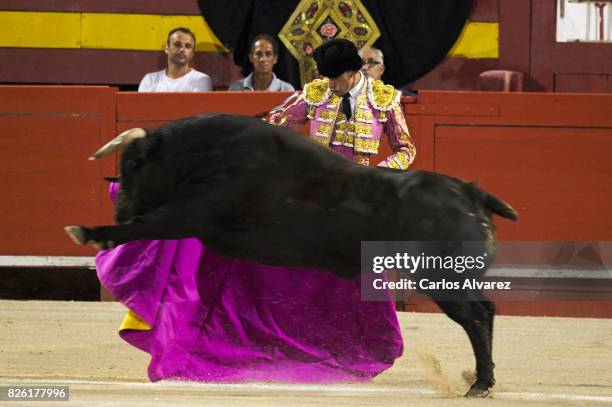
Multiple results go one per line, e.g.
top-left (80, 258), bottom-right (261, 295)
top-left (327, 71), bottom-right (359, 97)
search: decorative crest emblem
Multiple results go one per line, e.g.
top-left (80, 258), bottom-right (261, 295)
top-left (279, 0), bottom-right (380, 87)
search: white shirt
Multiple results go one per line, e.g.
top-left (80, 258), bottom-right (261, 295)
top-left (228, 73), bottom-right (295, 92)
top-left (345, 72), bottom-right (365, 115)
top-left (138, 69), bottom-right (213, 92)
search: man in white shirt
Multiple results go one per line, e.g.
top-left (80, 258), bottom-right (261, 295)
top-left (228, 35), bottom-right (294, 92)
top-left (138, 27), bottom-right (213, 92)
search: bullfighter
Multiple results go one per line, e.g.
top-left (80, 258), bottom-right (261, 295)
top-left (269, 38), bottom-right (416, 169)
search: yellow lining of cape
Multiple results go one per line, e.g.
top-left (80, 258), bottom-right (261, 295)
top-left (119, 309), bottom-right (152, 331)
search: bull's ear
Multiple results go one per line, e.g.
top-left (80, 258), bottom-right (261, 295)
top-left (103, 176), bottom-right (121, 183)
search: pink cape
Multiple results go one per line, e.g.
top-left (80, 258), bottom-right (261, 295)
top-left (96, 183), bottom-right (403, 382)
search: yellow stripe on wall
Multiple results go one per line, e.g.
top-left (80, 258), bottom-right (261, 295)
top-left (449, 22), bottom-right (499, 59)
top-left (1, 11), bottom-right (82, 48)
top-left (0, 11), bottom-right (227, 52)
top-left (0, 11), bottom-right (496, 58)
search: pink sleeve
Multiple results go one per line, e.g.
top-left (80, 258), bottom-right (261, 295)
top-left (377, 102), bottom-right (416, 170)
top-left (268, 94), bottom-right (310, 130)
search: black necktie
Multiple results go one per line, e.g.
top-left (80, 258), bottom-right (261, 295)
top-left (341, 93), bottom-right (352, 120)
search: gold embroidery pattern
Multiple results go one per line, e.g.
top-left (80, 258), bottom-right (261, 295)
top-left (278, 0), bottom-right (381, 87)
top-left (317, 123), bottom-right (332, 135)
top-left (355, 108), bottom-right (373, 123)
top-left (367, 78), bottom-right (400, 112)
top-left (316, 94), bottom-right (341, 130)
top-left (387, 151), bottom-right (412, 170)
top-left (355, 122), bottom-right (372, 137)
top-left (333, 131), bottom-right (355, 146)
top-left (319, 109), bottom-right (336, 121)
top-left (312, 100), bottom-right (337, 146)
top-left (355, 95), bottom-right (374, 128)
top-left (328, 93), bottom-right (341, 107)
top-left (355, 93), bottom-right (368, 106)
top-left (354, 138), bottom-right (380, 154)
top-left (384, 159), bottom-right (400, 169)
top-left (334, 116), bottom-right (354, 147)
top-left (304, 78), bottom-right (331, 106)
top-left (399, 130), bottom-right (412, 144)
top-left (312, 135), bottom-right (332, 147)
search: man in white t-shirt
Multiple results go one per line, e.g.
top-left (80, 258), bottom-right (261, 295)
top-left (138, 27), bottom-right (213, 92)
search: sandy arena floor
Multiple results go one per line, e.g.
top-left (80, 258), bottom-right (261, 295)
top-left (0, 300), bottom-right (611, 406)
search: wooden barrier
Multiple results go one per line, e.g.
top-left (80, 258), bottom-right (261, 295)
top-left (404, 90), bottom-right (612, 241)
top-left (399, 90), bottom-right (612, 317)
top-left (1, 87), bottom-right (611, 316)
top-left (116, 91), bottom-right (293, 131)
top-left (0, 86), bottom-right (116, 256)
top-left (1, 87), bottom-right (610, 250)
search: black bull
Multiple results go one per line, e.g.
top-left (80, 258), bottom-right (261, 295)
top-left (65, 113), bottom-right (517, 397)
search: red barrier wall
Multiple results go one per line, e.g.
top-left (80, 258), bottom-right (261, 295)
top-left (2, 87), bottom-right (612, 316)
top-left (2, 87), bottom-right (612, 254)
top-left (0, 86), bottom-right (116, 256)
top-left (116, 91), bottom-right (293, 130)
top-left (404, 91), bottom-right (612, 242)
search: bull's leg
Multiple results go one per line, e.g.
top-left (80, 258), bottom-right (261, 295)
top-left (65, 201), bottom-right (200, 249)
top-left (432, 297), bottom-right (496, 398)
top-left (65, 222), bottom-right (196, 249)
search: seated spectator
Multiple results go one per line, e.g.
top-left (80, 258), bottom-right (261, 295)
top-left (139, 27), bottom-right (212, 92)
top-left (358, 46), bottom-right (385, 81)
top-left (228, 35), bottom-right (294, 91)
top-left (359, 46), bottom-right (417, 96)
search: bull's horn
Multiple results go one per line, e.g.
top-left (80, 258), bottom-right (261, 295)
top-left (64, 226), bottom-right (87, 245)
top-left (89, 128), bottom-right (146, 160)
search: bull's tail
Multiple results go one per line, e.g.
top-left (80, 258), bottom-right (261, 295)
top-left (484, 192), bottom-right (518, 220)
top-left (468, 183), bottom-right (519, 221)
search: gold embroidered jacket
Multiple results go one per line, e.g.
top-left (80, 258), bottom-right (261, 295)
top-left (268, 77), bottom-right (416, 169)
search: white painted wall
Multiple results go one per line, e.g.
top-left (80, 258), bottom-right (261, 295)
top-left (557, 0), bottom-right (612, 42)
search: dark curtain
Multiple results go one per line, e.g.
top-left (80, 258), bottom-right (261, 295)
top-left (198, 0), bottom-right (472, 89)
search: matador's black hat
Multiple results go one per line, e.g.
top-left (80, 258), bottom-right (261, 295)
top-left (313, 39), bottom-right (363, 78)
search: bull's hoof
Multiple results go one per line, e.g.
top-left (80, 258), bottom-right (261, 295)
top-left (64, 226), bottom-right (88, 245)
top-left (464, 382), bottom-right (493, 398)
